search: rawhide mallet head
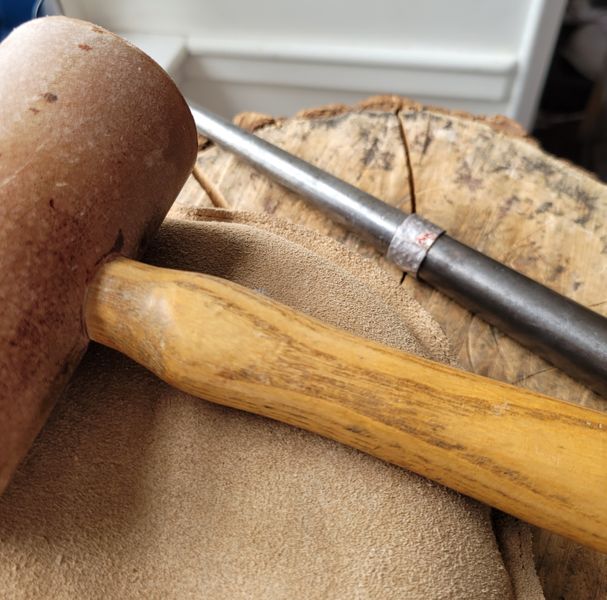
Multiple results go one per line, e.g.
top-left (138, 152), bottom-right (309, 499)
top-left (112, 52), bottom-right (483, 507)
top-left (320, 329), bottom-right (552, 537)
top-left (0, 17), bottom-right (197, 492)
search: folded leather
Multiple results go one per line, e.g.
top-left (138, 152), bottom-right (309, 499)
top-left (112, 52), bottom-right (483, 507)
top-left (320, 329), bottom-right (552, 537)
top-left (0, 210), bottom-right (542, 599)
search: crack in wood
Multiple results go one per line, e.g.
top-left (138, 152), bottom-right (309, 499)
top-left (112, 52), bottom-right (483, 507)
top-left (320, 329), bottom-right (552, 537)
top-left (192, 163), bottom-right (230, 209)
top-left (397, 110), bottom-right (417, 215)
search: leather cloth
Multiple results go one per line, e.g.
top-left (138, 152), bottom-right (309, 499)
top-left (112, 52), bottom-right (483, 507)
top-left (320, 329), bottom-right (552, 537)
top-left (0, 208), bottom-right (543, 599)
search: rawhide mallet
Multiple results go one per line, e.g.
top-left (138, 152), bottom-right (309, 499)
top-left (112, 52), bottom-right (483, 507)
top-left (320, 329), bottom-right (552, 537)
top-left (0, 17), bottom-right (197, 490)
top-left (1, 17), bottom-right (606, 552)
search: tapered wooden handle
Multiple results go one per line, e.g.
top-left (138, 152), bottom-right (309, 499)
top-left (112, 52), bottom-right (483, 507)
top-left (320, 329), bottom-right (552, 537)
top-left (85, 257), bottom-right (607, 552)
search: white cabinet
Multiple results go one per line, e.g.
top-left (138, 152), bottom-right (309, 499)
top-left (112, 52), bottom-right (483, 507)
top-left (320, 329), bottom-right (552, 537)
top-left (62, 0), bottom-right (566, 128)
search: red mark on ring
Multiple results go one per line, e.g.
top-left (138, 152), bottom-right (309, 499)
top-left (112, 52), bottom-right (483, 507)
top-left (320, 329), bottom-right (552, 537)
top-left (78, 43), bottom-right (93, 51)
top-left (416, 231), bottom-right (437, 248)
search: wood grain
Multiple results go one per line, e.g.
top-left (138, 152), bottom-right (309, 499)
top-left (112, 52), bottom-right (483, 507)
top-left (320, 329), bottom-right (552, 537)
top-left (396, 106), bottom-right (607, 598)
top-left (85, 257), bottom-right (607, 553)
top-left (172, 98), bottom-right (607, 597)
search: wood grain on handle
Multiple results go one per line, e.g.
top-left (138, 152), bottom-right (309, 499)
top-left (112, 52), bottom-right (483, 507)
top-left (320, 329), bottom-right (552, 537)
top-left (85, 257), bottom-right (607, 552)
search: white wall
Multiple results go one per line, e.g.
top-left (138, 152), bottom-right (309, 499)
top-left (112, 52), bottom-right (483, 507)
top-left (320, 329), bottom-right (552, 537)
top-left (61, 0), bottom-right (565, 128)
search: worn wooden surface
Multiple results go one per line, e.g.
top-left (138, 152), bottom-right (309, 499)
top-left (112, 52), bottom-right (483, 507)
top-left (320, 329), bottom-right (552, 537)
top-left (173, 96), bottom-right (607, 600)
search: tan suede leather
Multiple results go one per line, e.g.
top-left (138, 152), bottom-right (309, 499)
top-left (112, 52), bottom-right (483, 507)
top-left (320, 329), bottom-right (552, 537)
top-left (0, 210), bottom-right (543, 599)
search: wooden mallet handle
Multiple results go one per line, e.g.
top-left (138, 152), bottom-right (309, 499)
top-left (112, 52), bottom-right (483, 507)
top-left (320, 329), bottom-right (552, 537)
top-left (85, 257), bottom-right (607, 553)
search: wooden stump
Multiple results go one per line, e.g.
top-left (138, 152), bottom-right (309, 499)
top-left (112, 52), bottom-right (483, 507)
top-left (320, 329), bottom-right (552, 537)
top-left (174, 96), bottom-right (607, 600)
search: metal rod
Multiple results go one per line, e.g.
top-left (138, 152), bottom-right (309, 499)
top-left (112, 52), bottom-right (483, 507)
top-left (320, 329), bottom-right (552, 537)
top-left (192, 106), bottom-right (404, 250)
top-left (190, 104), bottom-right (607, 396)
top-left (420, 237), bottom-right (607, 396)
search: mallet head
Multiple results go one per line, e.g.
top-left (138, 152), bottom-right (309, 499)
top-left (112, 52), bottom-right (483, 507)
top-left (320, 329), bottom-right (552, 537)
top-left (0, 17), bottom-right (197, 492)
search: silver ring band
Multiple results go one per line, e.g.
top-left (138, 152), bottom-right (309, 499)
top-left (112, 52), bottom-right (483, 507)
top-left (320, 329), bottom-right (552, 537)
top-left (386, 214), bottom-right (444, 277)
